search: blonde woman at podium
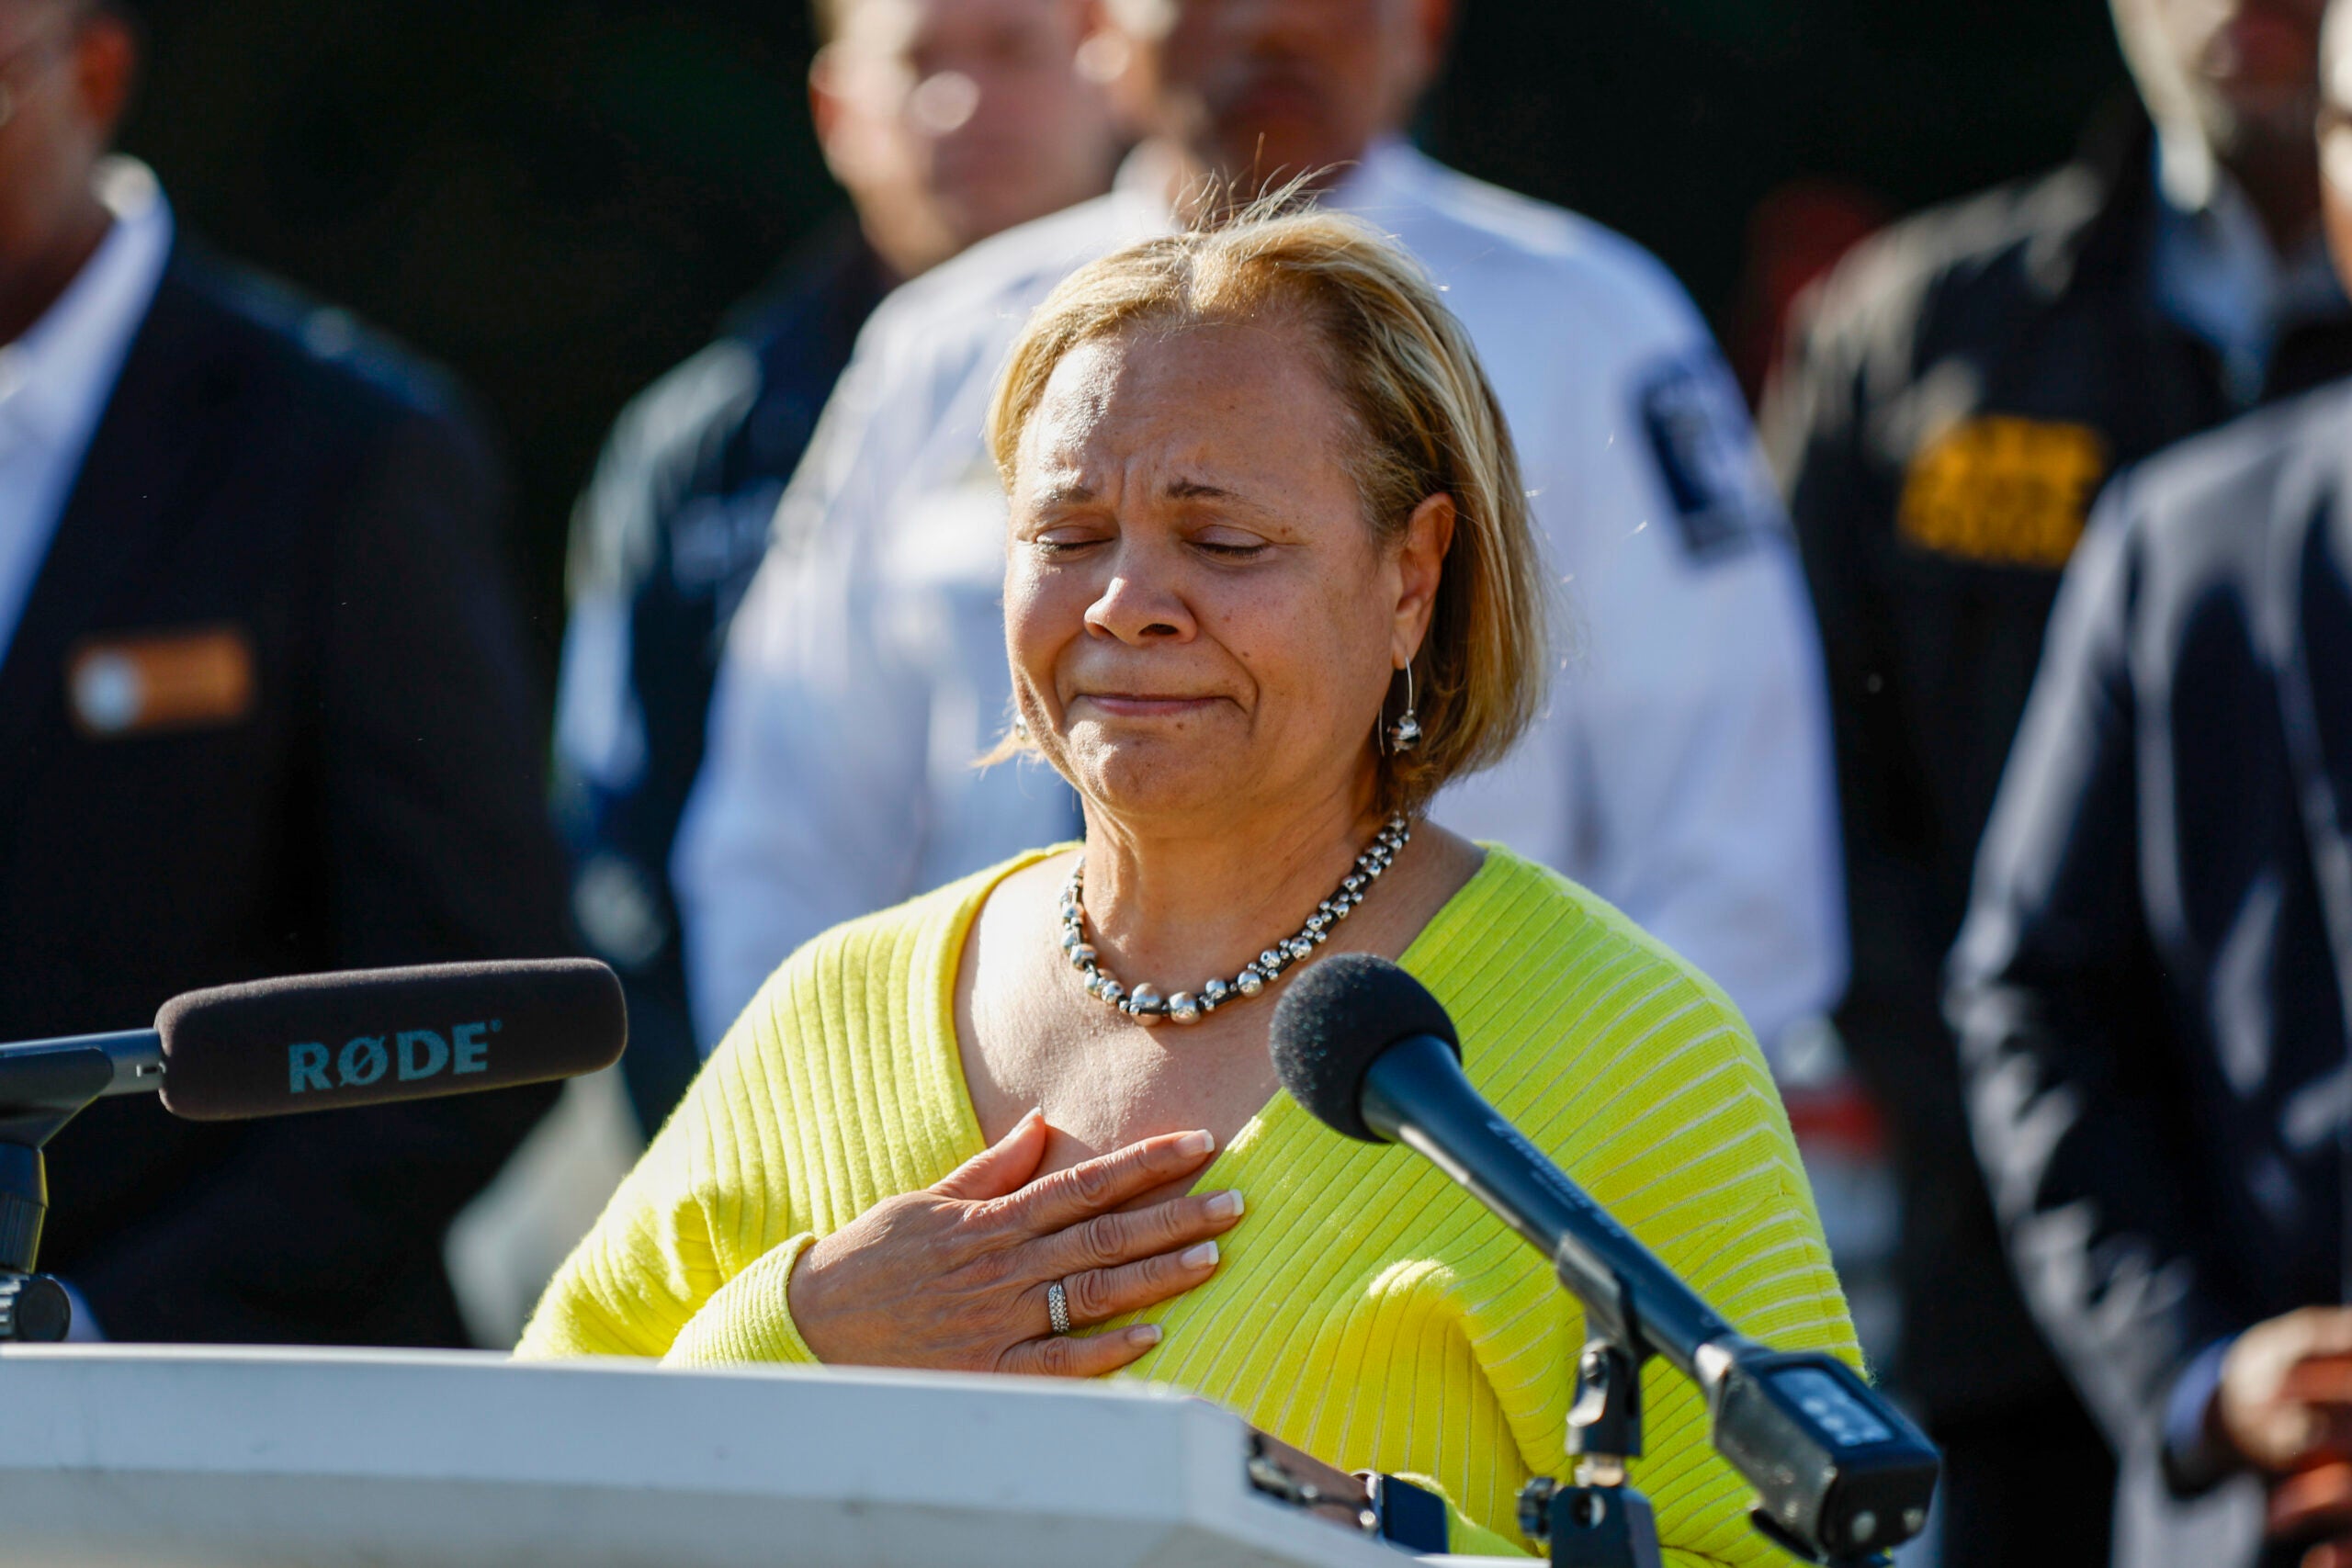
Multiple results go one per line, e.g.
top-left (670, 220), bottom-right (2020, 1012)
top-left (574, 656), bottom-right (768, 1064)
top-left (521, 210), bottom-right (1860, 1562)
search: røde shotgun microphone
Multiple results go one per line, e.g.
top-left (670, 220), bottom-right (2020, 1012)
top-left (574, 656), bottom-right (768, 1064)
top-left (151, 959), bottom-right (627, 1120)
top-left (0, 958), bottom-right (628, 1123)
top-left (0, 961), bottom-right (626, 1341)
top-left (1269, 954), bottom-right (1938, 1567)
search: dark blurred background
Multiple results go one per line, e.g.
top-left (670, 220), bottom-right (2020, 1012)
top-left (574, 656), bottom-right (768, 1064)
top-left (117, 0), bottom-right (2129, 672)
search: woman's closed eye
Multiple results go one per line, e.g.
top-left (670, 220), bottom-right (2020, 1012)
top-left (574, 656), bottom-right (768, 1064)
top-left (1026, 525), bottom-right (1271, 560)
top-left (1031, 527), bottom-right (1113, 557)
top-left (1189, 528), bottom-right (1272, 560)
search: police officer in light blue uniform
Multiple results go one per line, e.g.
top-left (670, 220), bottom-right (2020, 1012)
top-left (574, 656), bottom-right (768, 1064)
top-left (674, 0), bottom-right (1847, 1061)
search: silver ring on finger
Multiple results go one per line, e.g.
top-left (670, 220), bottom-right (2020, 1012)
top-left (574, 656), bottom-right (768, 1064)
top-left (1046, 1279), bottom-right (1072, 1337)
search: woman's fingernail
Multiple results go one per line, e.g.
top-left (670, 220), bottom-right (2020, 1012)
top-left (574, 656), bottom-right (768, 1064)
top-left (1204, 1189), bottom-right (1245, 1220)
top-left (1182, 1240), bottom-right (1220, 1269)
top-left (1128, 1324), bottom-right (1163, 1347)
top-left (1174, 1130), bottom-right (1215, 1157)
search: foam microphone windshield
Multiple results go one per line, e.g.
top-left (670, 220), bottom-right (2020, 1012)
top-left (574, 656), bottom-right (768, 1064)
top-left (1268, 953), bottom-right (1457, 1142)
top-left (155, 960), bottom-right (626, 1122)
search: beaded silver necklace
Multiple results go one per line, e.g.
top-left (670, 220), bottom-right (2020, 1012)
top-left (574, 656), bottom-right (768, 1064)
top-left (1057, 814), bottom-right (1412, 1026)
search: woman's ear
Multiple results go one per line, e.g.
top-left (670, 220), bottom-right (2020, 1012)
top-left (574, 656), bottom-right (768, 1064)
top-left (1392, 492), bottom-right (1455, 664)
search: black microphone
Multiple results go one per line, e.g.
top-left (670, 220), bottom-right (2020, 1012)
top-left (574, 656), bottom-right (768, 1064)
top-left (1270, 953), bottom-right (1938, 1565)
top-left (0, 960), bottom-right (627, 1125)
top-left (0, 959), bottom-right (626, 1339)
top-left (152, 959), bottom-right (627, 1121)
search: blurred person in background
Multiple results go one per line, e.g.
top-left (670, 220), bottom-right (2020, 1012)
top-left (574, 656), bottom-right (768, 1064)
top-left (673, 0), bottom-right (1846, 1066)
top-left (1762, 0), bottom-right (2352, 1557)
top-left (1951, 6), bottom-right (2352, 1563)
top-left (0, 0), bottom-right (567, 1343)
top-left (554, 0), bottom-right (1118, 1134)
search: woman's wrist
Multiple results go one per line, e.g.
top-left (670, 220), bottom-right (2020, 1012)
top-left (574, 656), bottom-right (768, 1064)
top-left (782, 1228), bottom-right (843, 1363)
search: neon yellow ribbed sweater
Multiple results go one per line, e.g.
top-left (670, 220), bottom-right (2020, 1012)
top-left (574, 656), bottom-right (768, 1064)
top-left (519, 846), bottom-right (1859, 1563)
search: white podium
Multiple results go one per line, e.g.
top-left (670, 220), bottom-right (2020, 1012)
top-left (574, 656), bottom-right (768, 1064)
top-left (0, 1346), bottom-right (1506, 1566)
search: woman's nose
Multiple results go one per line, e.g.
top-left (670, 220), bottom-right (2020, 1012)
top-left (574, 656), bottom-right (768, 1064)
top-left (1084, 564), bottom-right (1195, 644)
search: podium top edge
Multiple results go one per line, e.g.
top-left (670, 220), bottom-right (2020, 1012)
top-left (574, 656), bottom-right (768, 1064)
top-left (0, 1342), bottom-right (1210, 1402)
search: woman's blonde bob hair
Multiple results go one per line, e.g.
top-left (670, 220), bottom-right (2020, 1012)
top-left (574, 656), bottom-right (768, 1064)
top-left (984, 206), bottom-right (1551, 814)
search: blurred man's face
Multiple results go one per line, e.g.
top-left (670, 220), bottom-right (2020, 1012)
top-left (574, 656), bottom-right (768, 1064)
top-left (815, 0), bottom-right (1116, 276)
top-left (2114, 0), bottom-right (2330, 157)
top-left (1110, 0), bottom-right (1449, 196)
top-left (2321, 4), bottom-right (2352, 288)
top-left (0, 1), bottom-right (104, 276)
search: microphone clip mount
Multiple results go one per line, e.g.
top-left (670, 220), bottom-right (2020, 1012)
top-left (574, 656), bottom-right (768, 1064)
top-left (1520, 1330), bottom-right (1665, 1568)
top-left (0, 1028), bottom-right (164, 1342)
top-left (1519, 1307), bottom-right (1899, 1568)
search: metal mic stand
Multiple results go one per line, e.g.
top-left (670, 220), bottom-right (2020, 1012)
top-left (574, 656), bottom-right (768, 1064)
top-left (1513, 1281), bottom-right (1896, 1568)
top-left (0, 1031), bottom-right (164, 1342)
top-left (1518, 1327), bottom-right (1664, 1568)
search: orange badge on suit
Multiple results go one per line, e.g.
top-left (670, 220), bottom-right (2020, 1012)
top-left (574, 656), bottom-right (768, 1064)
top-left (65, 625), bottom-right (255, 738)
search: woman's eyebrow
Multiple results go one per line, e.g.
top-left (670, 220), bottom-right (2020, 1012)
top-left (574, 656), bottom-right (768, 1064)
top-left (1033, 479), bottom-right (1097, 507)
top-left (1029, 476), bottom-right (1248, 507)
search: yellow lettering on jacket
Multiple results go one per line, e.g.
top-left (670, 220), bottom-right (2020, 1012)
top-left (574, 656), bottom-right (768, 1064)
top-left (1897, 416), bottom-right (2108, 570)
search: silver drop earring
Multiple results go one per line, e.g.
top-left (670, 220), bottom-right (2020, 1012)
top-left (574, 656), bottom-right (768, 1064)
top-left (1386, 664), bottom-right (1421, 754)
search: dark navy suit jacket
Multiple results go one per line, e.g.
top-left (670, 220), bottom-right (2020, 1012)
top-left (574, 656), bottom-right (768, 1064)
top-left (0, 243), bottom-right (568, 1347)
top-left (1951, 380), bottom-right (2352, 1566)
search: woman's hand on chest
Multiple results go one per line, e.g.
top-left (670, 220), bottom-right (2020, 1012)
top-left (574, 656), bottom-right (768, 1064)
top-left (784, 1108), bottom-right (1247, 1374)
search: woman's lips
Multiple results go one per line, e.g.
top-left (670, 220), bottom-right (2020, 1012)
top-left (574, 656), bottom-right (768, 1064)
top-left (1075, 694), bottom-right (1220, 718)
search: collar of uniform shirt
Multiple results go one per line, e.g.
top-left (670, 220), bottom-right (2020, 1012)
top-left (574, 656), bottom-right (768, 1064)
top-left (0, 155), bottom-right (175, 456)
top-left (2150, 125), bottom-right (2348, 406)
top-left (1107, 134), bottom-right (1407, 232)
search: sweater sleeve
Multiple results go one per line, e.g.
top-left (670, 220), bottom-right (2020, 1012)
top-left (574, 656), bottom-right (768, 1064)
top-left (512, 1080), bottom-right (729, 1359)
top-left (664, 1232), bottom-right (824, 1366)
top-left (516, 983), bottom-right (822, 1363)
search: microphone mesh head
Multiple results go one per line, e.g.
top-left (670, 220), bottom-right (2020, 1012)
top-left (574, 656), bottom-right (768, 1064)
top-left (1269, 953), bottom-right (1458, 1142)
top-left (155, 959), bottom-right (626, 1121)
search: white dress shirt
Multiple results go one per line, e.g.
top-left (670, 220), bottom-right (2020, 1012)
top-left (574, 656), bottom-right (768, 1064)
top-left (675, 139), bottom-right (1847, 1056)
top-left (0, 159), bottom-right (174, 667)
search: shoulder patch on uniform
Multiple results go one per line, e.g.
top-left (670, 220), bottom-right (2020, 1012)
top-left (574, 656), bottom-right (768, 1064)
top-left (1634, 352), bottom-right (1783, 562)
top-left (1897, 415), bottom-right (2108, 570)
